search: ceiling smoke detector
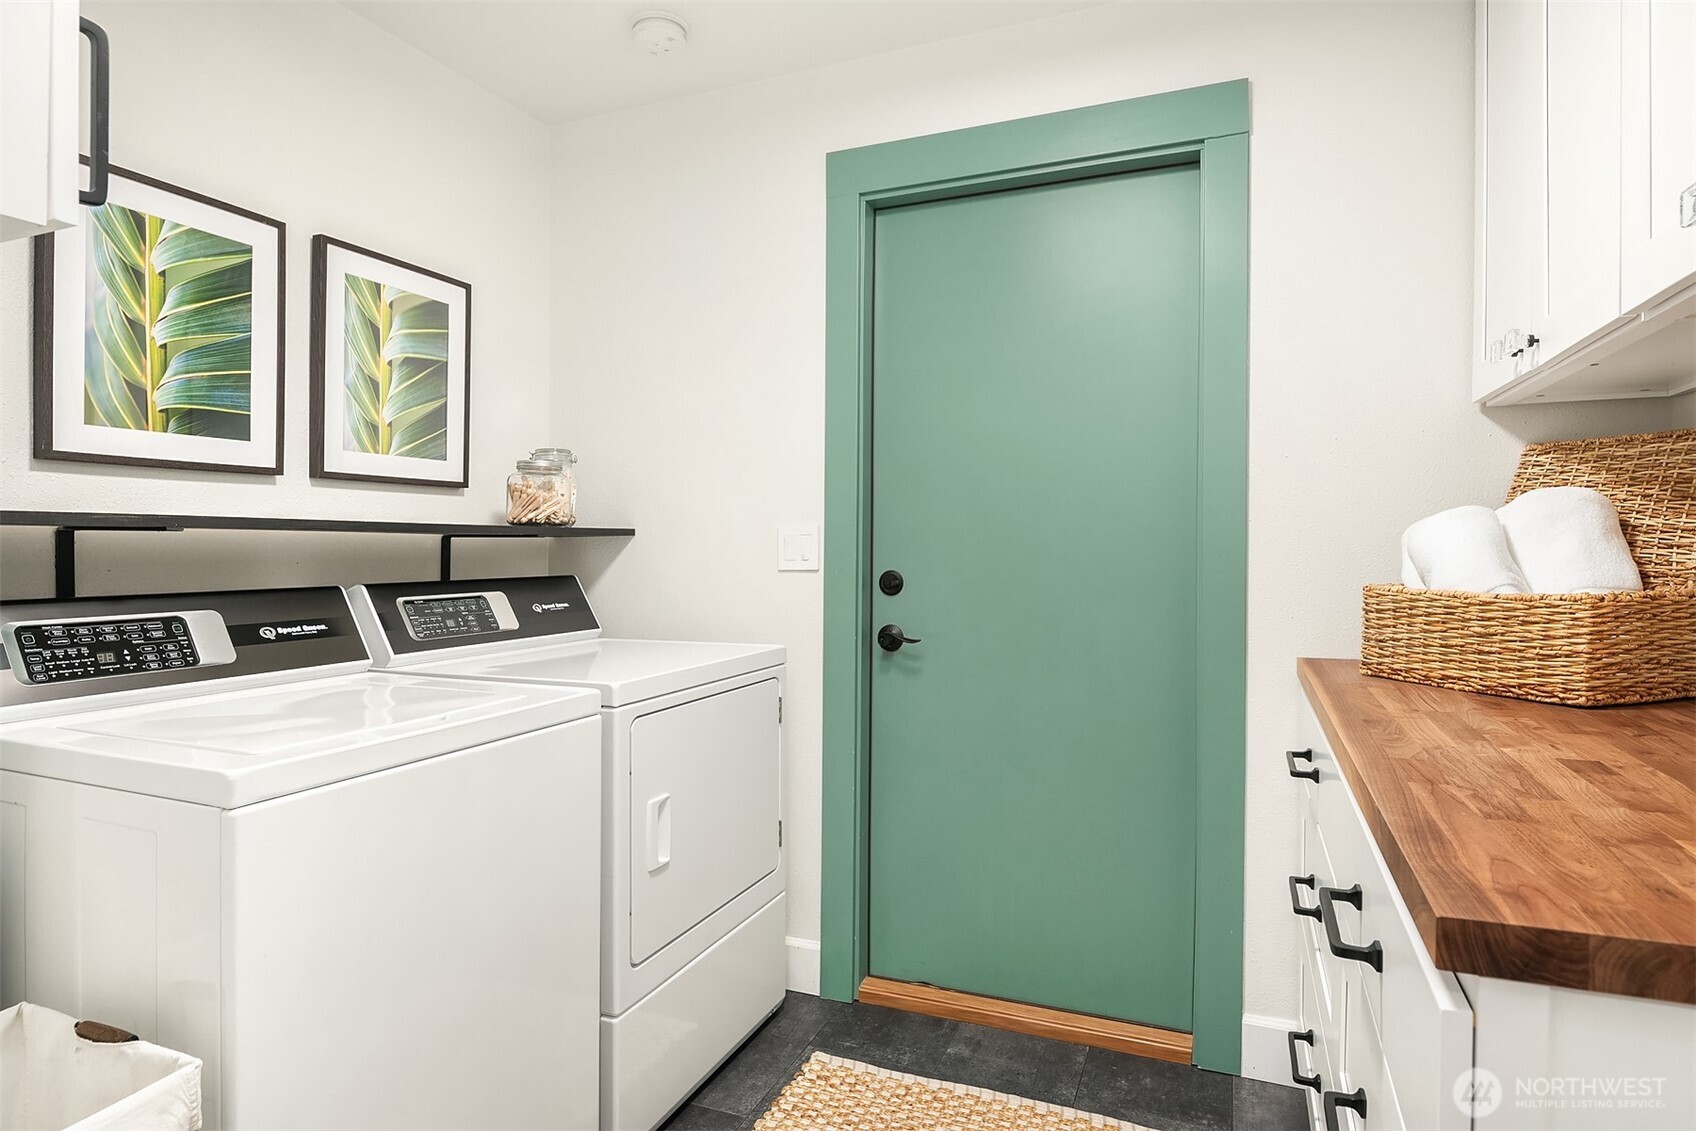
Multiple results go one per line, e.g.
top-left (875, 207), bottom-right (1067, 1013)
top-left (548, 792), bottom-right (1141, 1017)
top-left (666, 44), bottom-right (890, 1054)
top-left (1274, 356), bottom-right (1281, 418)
top-left (632, 11), bottom-right (689, 56)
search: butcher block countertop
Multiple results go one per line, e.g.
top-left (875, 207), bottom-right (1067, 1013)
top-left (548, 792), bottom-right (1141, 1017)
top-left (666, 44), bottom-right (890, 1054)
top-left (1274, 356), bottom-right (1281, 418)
top-left (1298, 658), bottom-right (1695, 1004)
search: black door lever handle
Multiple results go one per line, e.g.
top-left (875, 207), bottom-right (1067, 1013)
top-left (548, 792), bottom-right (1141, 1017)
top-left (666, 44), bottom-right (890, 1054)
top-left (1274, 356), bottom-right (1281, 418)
top-left (877, 624), bottom-right (922, 652)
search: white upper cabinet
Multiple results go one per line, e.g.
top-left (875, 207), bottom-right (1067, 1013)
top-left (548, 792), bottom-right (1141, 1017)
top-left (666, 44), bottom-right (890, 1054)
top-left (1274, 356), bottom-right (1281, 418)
top-left (1542, 0), bottom-right (1626, 358)
top-left (1621, 0), bottom-right (1696, 311)
top-left (1474, 0), bottom-right (1696, 405)
top-left (1474, 0), bottom-right (1546, 399)
top-left (0, 0), bottom-right (91, 243)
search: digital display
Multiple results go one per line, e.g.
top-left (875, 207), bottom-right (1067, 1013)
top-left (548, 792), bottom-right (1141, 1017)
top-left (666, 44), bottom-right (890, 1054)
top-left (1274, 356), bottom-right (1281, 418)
top-left (400, 596), bottom-right (508, 641)
top-left (12, 616), bottom-right (198, 685)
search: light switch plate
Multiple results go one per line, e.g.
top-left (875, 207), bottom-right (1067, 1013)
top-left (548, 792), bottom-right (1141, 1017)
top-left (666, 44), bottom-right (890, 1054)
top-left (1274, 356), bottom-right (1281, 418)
top-left (778, 524), bottom-right (820, 572)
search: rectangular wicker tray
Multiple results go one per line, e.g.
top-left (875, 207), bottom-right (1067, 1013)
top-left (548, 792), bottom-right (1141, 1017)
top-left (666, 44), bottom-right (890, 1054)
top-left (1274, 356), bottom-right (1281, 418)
top-left (1361, 429), bottom-right (1695, 707)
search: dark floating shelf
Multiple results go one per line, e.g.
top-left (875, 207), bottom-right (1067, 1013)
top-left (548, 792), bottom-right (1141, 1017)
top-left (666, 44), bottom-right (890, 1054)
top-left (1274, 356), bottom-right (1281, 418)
top-left (0, 511), bottom-right (635, 598)
top-left (0, 510), bottom-right (634, 538)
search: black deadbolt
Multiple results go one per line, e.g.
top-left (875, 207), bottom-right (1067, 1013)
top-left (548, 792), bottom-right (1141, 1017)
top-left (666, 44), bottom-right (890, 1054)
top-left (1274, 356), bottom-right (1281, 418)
top-left (878, 569), bottom-right (904, 596)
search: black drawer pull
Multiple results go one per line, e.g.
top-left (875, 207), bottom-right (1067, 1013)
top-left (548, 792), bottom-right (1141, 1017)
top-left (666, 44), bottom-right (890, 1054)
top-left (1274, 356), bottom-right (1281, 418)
top-left (1287, 1028), bottom-right (1321, 1092)
top-left (1289, 874), bottom-right (1321, 919)
top-left (1286, 747), bottom-right (1319, 781)
top-left (1323, 1087), bottom-right (1367, 1131)
top-left (1318, 884), bottom-right (1383, 972)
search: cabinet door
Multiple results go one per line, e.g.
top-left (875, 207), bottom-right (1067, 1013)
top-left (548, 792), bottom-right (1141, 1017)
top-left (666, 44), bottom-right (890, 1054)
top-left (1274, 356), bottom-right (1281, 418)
top-left (1541, 0), bottom-right (1628, 359)
top-left (0, 0), bottom-right (79, 243)
top-left (1474, 0), bottom-right (1546, 400)
top-left (1621, 0), bottom-right (1696, 310)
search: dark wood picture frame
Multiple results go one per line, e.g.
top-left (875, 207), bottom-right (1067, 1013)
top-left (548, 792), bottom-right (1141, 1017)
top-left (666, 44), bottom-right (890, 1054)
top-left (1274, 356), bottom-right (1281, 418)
top-left (31, 165), bottom-right (287, 475)
top-left (309, 234), bottom-right (472, 488)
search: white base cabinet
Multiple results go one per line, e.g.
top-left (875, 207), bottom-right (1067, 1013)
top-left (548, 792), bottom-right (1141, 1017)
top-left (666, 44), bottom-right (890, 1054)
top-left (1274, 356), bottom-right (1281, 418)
top-left (1464, 975), bottom-right (1696, 1131)
top-left (1293, 700), bottom-right (1471, 1131)
top-left (1289, 695), bottom-right (1696, 1130)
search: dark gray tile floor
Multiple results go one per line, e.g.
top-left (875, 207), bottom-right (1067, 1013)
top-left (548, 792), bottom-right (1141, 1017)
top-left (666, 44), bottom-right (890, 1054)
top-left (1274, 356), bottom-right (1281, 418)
top-left (662, 992), bottom-right (1309, 1130)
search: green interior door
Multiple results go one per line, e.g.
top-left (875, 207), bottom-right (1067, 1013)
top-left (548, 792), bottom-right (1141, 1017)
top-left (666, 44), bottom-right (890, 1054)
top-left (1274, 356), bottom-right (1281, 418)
top-left (868, 164), bottom-right (1202, 1032)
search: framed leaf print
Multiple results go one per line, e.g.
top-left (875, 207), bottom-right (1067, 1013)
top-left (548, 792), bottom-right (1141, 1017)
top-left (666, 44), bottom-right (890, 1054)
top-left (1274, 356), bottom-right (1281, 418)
top-left (32, 166), bottom-right (285, 474)
top-left (309, 236), bottom-right (471, 487)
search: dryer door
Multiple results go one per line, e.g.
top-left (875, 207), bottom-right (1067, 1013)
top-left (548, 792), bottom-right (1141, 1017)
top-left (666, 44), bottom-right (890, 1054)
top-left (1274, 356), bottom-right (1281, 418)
top-left (629, 678), bottom-right (781, 963)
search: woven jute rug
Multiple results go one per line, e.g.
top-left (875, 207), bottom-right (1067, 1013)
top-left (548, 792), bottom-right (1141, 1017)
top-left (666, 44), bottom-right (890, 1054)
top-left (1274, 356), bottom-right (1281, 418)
top-left (753, 1052), bottom-right (1158, 1130)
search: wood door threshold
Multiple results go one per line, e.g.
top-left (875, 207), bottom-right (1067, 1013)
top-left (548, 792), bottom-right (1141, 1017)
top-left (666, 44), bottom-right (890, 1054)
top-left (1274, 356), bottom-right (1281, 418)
top-left (857, 976), bottom-right (1193, 1064)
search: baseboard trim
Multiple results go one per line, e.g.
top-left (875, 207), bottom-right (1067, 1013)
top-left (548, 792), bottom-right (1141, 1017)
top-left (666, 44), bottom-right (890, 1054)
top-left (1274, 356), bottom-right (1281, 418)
top-left (857, 976), bottom-right (1193, 1064)
top-left (1239, 1012), bottom-right (1298, 1086)
top-left (786, 936), bottom-right (821, 995)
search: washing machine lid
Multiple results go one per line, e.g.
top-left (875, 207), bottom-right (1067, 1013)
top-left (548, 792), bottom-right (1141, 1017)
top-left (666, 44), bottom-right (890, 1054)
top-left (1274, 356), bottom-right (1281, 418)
top-left (0, 672), bottom-right (599, 808)
top-left (404, 638), bottom-right (785, 707)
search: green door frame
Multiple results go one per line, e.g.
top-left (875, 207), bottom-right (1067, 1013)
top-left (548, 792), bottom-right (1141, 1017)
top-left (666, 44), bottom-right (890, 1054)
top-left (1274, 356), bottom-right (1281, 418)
top-left (820, 79), bottom-right (1250, 1073)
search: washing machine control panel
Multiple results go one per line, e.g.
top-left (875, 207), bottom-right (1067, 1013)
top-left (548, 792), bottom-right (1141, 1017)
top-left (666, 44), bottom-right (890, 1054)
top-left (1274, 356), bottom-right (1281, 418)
top-left (2, 610), bottom-right (237, 686)
top-left (398, 592), bottom-right (520, 641)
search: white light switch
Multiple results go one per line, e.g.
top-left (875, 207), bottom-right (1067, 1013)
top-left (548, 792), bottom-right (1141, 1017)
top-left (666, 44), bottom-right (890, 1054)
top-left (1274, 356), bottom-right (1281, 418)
top-left (778, 524), bottom-right (820, 572)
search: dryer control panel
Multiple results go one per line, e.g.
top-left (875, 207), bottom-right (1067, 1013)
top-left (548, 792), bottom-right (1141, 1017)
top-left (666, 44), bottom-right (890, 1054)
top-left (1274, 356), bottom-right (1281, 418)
top-left (2, 611), bottom-right (236, 686)
top-left (399, 592), bottom-right (519, 641)
top-left (349, 575), bottom-right (601, 665)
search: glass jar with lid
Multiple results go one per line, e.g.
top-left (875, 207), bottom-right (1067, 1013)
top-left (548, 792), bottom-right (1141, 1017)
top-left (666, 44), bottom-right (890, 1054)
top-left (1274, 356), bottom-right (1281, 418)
top-left (506, 456), bottom-right (574, 525)
top-left (528, 448), bottom-right (577, 524)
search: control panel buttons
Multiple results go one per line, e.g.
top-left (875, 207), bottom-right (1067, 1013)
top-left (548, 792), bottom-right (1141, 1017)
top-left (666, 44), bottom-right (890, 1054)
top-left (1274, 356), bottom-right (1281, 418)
top-left (401, 595), bottom-right (505, 641)
top-left (11, 615), bottom-right (199, 685)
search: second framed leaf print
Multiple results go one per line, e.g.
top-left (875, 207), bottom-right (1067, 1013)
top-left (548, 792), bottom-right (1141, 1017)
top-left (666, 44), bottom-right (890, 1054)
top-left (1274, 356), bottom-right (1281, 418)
top-left (309, 235), bottom-right (471, 487)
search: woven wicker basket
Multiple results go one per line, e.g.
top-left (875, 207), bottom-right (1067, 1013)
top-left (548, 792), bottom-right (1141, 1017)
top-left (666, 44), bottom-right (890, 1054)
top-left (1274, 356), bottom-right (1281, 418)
top-left (1361, 428), bottom-right (1695, 707)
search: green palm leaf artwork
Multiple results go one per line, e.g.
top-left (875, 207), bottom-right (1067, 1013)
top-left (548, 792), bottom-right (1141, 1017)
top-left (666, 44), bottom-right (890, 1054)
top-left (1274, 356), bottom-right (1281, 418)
top-left (83, 205), bottom-right (253, 439)
top-left (342, 275), bottom-right (449, 461)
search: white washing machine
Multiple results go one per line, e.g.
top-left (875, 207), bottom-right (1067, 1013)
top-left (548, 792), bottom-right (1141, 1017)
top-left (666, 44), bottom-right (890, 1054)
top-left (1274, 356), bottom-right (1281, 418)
top-left (346, 574), bottom-right (786, 1131)
top-left (0, 585), bottom-right (603, 1130)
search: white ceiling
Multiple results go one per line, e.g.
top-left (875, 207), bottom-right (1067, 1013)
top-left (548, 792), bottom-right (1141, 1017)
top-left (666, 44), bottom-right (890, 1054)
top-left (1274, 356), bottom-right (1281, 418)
top-left (341, 1), bottom-right (1103, 123)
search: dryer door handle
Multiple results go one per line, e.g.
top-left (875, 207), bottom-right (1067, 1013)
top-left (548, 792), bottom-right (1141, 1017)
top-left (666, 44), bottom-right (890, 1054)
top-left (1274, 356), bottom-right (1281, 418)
top-left (645, 793), bottom-right (672, 873)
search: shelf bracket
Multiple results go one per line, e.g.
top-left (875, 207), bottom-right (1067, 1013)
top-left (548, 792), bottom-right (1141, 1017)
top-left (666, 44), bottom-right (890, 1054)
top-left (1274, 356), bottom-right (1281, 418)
top-left (54, 528), bottom-right (77, 600)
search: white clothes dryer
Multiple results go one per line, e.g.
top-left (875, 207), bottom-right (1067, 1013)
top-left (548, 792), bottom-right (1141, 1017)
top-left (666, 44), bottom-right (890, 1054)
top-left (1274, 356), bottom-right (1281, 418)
top-left (0, 586), bottom-right (603, 1130)
top-left (347, 575), bottom-right (786, 1131)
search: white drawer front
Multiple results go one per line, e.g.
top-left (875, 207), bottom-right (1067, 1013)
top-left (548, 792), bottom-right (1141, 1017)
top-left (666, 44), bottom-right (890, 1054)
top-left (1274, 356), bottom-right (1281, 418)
top-left (1302, 810), bottom-right (1350, 1038)
top-left (1341, 972), bottom-right (1407, 1131)
top-left (1297, 955), bottom-right (1339, 1112)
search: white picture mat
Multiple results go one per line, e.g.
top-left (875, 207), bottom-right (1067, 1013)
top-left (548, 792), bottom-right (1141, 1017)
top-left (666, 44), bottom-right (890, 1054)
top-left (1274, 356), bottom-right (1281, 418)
top-left (318, 243), bottom-right (468, 481)
top-left (50, 176), bottom-right (281, 468)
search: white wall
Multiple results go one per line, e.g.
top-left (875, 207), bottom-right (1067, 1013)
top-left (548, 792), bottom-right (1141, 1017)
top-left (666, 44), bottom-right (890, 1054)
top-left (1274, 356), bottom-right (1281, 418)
top-left (0, 0), bottom-right (558, 596)
top-left (548, 0), bottom-right (1693, 1041)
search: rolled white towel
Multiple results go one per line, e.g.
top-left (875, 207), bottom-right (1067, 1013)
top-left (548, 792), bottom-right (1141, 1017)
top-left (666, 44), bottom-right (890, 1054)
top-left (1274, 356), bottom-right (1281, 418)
top-left (1401, 505), bottom-right (1530, 594)
top-left (1400, 549), bottom-right (1426, 589)
top-left (1497, 486), bottom-right (1643, 594)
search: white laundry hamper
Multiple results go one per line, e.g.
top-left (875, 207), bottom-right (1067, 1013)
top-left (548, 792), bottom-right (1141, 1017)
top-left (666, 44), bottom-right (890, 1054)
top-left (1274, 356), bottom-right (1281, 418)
top-left (0, 1004), bottom-right (201, 1131)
